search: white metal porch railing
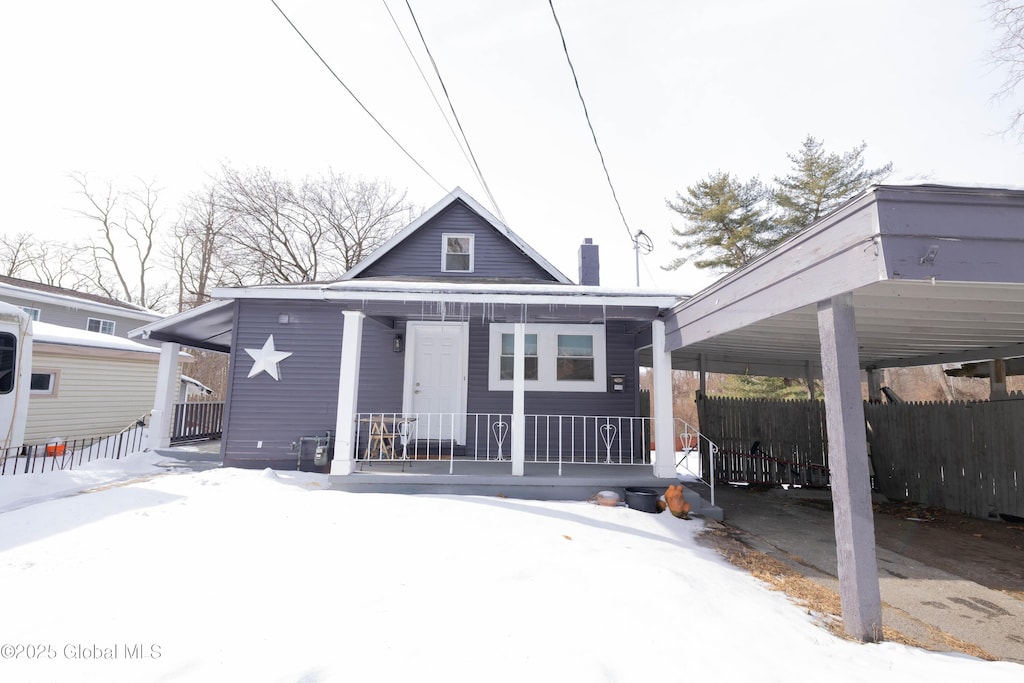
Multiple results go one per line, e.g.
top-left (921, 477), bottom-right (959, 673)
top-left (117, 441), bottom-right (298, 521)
top-left (353, 412), bottom-right (720, 499)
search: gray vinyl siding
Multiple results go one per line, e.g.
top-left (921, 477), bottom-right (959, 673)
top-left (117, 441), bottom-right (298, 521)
top-left (222, 300), bottom-right (408, 468)
top-left (355, 201), bottom-right (559, 281)
top-left (0, 294), bottom-right (156, 339)
top-left (222, 298), bottom-right (641, 468)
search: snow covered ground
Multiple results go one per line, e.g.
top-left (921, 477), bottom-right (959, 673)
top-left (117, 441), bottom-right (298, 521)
top-left (1, 452), bottom-right (1021, 682)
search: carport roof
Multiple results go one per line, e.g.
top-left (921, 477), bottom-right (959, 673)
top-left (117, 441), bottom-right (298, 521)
top-left (658, 185), bottom-right (1024, 378)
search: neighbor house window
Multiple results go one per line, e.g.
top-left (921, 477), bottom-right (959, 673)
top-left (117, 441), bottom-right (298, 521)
top-left (0, 333), bottom-right (15, 394)
top-left (488, 323), bottom-right (606, 393)
top-left (442, 233), bottom-right (474, 272)
top-left (30, 370), bottom-right (59, 396)
top-left (499, 333), bottom-right (538, 380)
top-left (87, 317), bottom-right (115, 335)
top-left (20, 307), bottom-right (40, 321)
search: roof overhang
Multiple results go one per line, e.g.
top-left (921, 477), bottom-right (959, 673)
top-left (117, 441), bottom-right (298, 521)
top-left (129, 284), bottom-right (679, 353)
top-left (658, 185), bottom-right (1024, 377)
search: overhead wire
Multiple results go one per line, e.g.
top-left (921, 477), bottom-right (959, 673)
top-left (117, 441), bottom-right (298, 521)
top-left (379, 0), bottom-right (482, 190)
top-left (547, 0), bottom-right (635, 244)
top-left (268, 0), bottom-right (449, 195)
top-left (403, 0), bottom-right (508, 224)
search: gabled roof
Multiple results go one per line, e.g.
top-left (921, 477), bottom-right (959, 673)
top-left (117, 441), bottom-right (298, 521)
top-left (339, 187), bottom-right (572, 284)
top-left (0, 275), bottom-right (162, 319)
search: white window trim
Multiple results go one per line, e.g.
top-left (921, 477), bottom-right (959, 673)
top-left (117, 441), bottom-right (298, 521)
top-left (87, 317), bottom-right (116, 335)
top-left (30, 369), bottom-right (60, 397)
top-left (441, 233), bottom-right (475, 273)
top-left (488, 323), bottom-right (606, 393)
top-left (20, 306), bottom-right (41, 321)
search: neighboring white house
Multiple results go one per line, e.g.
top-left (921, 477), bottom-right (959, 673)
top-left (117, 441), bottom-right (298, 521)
top-left (24, 322), bottom-right (192, 444)
top-left (0, 277), bottom-right (194, 446)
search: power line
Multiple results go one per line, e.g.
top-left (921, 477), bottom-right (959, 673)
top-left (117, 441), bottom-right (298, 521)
top-left (380, 0), bottom-right (481, 189)
top-left (268, 0), bottom-right (448, 194)
top-left (547, 0), bottom-right (634, 243)
top-left (403, 0), bottom-right (507, 224)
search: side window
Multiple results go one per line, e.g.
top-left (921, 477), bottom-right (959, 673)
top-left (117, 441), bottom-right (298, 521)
top-left (0, 333), bottom-right (16, 394)
top-left (442, 234), bottom-right (474, 272)
top-left (20, 307), bottom-right (40, 321)
top-left (87, 318), bottom-right (116, 335)
top-left (30, 371), bottom-right (59, 396)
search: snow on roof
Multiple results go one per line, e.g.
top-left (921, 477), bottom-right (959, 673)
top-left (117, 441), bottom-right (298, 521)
top-left (212, 278), bottom-right (686, 308)
top-left (32, 321), bottom-right (179, 355)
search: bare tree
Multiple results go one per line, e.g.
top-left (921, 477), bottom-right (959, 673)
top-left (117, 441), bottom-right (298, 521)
top-left (168, 188), bottom-right (235, 311)
top-left (68, 172), bottom-right (171, 310)
top-left (0, 232), bottom-right (41, 277)
top-left (987, 1), bottom-right (1024, 139)
top-left (212, 164), bottom-right (414, 284)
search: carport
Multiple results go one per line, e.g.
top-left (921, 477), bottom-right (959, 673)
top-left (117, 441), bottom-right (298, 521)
top-left (656, 185), bottom-right (1024, 641)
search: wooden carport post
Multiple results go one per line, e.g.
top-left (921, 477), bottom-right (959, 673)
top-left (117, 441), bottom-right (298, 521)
top-left (817, 293), bottom-right (882, 642)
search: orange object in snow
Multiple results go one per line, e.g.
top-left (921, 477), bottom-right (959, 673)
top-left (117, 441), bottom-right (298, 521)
top-left (664, 484), bottom-right (691, 519)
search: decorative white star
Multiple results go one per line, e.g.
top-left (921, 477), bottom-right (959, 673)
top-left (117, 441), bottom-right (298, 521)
top-left (244, 335), bottom-right (293, 380)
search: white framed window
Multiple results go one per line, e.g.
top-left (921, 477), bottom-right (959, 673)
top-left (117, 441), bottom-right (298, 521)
top-left (87, 317), bottom-right (116, 335)
top-left (488, 323), bottom-right (607, 392)
top-left (30, 370), bottom-right (59, 397)
top-left (442, 233), bottom-right (474, 272)
top-left (20, 306), bottom-right (40, 321)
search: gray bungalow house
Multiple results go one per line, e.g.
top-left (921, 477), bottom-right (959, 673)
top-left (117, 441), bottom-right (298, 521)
top-left (132, 188), bottom-right (686, 491)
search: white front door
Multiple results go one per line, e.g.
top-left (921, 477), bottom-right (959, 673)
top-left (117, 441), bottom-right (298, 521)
top-left (403, 322), bottom-right (468, 442)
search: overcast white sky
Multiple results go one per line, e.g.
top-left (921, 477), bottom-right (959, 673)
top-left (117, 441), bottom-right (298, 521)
top-left (1, 0), bottom-right (1021, 292)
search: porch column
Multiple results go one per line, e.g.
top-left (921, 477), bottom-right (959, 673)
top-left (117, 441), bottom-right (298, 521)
top-left (511, 323), bottom-right (526, 476)
top-left (149, 342), bottom-right (180, 451)
top-left (332, 311), bottom-right (365, 475)
top-left (651, 319), bottom-right (676, 478)
top-left (817, 293), bottom-right (882, 642)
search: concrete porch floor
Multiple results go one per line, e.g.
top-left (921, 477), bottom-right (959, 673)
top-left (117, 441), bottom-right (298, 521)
top-left (330, 460), bottom-right (723, 520)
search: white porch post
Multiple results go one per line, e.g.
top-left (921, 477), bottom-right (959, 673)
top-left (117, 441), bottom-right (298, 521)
top-left (817, 293), bottom-right (882, 642)
top-left (651, 319), bottom-right (676, 478)
top-left (149, 342), bottom-right (180, 451)
top-left (331, 311), bottom-right (365, 475)
top-left (511, 322), bottom-right (526, 476)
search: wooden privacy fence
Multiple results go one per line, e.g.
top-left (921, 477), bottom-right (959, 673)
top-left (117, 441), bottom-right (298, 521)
top-left (865, 399), bottom-right (1023, 519)
top-left (697, 396), bottom-right (829, 487)
top-left (697, 394), bottom-right (1024, 518)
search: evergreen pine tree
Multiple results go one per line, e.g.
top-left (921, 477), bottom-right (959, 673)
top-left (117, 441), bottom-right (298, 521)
top-left (772, 135), bottom-right (892, 242)
top-left (663, 171), bottom-right (773, 272)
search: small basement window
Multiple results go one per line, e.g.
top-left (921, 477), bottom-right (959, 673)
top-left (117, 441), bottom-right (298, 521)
top-left (31, 371), bottom-right (59, 396)
top-left (87, 317), bottom-right (116, 335)
top-left (442, 233), bottom-right (474, 272)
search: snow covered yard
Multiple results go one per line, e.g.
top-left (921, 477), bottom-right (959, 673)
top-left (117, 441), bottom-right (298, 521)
top-left (1, 454), bottom-right (1021, 682)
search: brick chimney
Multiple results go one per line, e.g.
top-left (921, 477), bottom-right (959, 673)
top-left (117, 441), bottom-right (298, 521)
top-left (578, 238), bottom-right (600, 286)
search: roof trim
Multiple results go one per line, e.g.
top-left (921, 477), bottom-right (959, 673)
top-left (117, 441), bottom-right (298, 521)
top-left (0, 276), bottom-right (162, 319)
top-left (127, 299), bottom-right (234, 341)
top-left (210, 280), bottom-right (679, 308)
top-left (338, 187), bottom-right (573, 284)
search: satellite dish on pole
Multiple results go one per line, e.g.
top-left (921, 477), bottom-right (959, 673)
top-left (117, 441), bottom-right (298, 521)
top-left (632, 230), bottom-right (653, 287)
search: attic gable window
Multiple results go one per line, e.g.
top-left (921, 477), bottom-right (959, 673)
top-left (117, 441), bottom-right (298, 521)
top-left (442, 233), bottom-right (474, 272)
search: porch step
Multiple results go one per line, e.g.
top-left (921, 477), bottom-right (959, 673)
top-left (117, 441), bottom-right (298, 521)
top-left (329, 463), bottom-right (723, 520)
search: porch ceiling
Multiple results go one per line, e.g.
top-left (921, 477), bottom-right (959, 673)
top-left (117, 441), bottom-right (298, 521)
top-left (655, 185), bottom-right (1024, 378)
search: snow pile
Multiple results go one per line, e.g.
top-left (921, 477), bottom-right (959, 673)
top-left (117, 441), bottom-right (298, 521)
top-left (0, 457), bottom-right (1021, 682)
